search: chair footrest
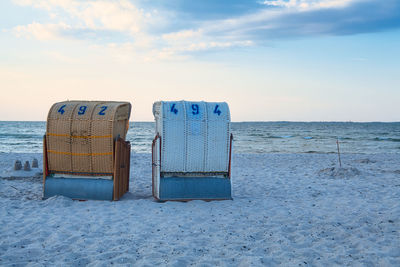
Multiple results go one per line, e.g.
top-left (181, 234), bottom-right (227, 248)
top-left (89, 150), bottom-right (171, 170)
top-left (158, 176), bottom-right (232, 201)
top-left (44, 177), bottom-right (114, 200)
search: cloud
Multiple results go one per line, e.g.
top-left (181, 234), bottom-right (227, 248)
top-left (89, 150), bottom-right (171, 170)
top-left (11, 0), bottom-right (256, 59)
top-left (160, 28), bottom-right (253, 57)
top-left (262, 0), bottom-right (359, 10)
top-left (162, 30), bottom-right (204, 42)
top-left (10, 0), bottom-right (400, 59)
top-left (13, 22), bottom-right (71, 40)
top-left (13, 0), bottom-right (144, 35)
top-left (154, 0), bottom-right (400, 55)
top-left (200, 0), bottom-right (400, 41)
top-left (12, 0), bottom-right (161, 57)
top-left (44, 50), bottom-right (80, 63)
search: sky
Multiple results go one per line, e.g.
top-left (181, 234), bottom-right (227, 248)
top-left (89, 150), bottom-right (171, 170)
top-left (0, 0), bottom-right (399, 122)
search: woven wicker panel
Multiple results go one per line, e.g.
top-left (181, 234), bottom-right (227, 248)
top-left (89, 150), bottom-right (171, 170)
top-left (205, 102), bottom-right (230, 172)
top-left (91, 104), bottom-right (116, 174)
top-left (90, 119), bottom-right (113, 173)
top-left (206, 102), bottom-right (230, 121)
top-left (46, 101), bottom-right (79, 173)
top-left (161, 101), bottom-right (186, 172)
top-left (205, 121), bottom-right (230, 172)
top-left (70, 103), bottom-right (95, 172)
top-left (185, 101), bottom-right (206, 172)
top-left (46, 101), bottom-right (131, 175)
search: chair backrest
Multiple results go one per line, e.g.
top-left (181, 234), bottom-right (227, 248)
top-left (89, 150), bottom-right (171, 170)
top-left (153, 101), bottom-right (231, 174)
top-left (46, 100), bottom-right (131, 175)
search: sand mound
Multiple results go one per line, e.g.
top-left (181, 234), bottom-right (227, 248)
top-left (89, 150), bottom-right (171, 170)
top-left (318, 167), bottom-right (361, 178)
top-left (356, 158), bottom-right (377, 164)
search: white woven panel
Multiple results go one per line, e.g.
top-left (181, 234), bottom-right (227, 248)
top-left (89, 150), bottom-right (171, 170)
top-left (161, 101), bottom-right (186, 172)
top-left (153, 100), bottom-right (231, 173)
top-left (205, 102), bottom-right (230, 172)
top-left (185, 101), bottom-right (207, 172)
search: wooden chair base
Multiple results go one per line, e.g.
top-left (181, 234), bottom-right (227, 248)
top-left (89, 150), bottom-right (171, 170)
top-left (43, 137), bottom-right (130, 201)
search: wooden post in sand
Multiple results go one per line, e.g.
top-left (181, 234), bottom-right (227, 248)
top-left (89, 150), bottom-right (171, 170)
top-left (336, 139), bottom-right (342, 168)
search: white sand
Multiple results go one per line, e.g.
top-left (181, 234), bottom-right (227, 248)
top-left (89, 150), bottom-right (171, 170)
top-left (0, 152), bottom-right (399, 266)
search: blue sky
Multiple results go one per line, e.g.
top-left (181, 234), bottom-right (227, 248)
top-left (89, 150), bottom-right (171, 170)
top-left (0, 0), bottom-right (399, 121)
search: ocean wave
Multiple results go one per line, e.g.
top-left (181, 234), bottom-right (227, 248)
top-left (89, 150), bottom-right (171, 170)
top-left (247, 133), bottom-right (266, 137)
top-left (337, 137), bottom-right (353, 140)
top-left (269, 135), bottom-right (293, 139)
top-left (373, 137), bottom-right (400, 142)
top-left (0, 133), bottom-right (42, 139)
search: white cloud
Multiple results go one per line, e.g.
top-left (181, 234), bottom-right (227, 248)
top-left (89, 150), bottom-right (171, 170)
top-left (44, 50), bottom-right (80, 63)
top-left (262, 0), bottom-right (361, 10)
top-left (91, 38), bottom-right (253, 62)
top-left (11, 0), bottom-right (255, 60)
top-left (163, 40), bottom-right (253, 54)
top-left (161, 28), bottom-right (254, 58)
top-left (190, 0), bottom-right (398, 43)
top-left (162, 30), bottom-right (204, 42)
top-left (12, 0), bottom-right (164, 59)
top-left (11, 0), bottom-right (396, 60)
top-left (13, 0), bottom-right (144, 35)
top-left (13, 22), bottom-right (71, 40)
top-left (73, 1), bottom-right (142, 34)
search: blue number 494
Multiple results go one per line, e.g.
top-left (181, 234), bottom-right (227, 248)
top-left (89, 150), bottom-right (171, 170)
top-left (192, 104), bottom-right (199, 115)
top-left (170, 104), bottom-right (178, 114)
top-left (214, 105), bottom-right (221, 116)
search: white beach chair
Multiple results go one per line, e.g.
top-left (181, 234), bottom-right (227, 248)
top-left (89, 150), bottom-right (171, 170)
top-left (152, 101), bottom-right (233, 201)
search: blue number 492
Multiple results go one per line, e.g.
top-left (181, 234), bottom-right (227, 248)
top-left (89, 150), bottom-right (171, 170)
top-left (58, 104), bottom-right (66, 115)
top-left (98, 106), bottom-right (107, 115)
top-left (78, 106), bottom-right (87, 115)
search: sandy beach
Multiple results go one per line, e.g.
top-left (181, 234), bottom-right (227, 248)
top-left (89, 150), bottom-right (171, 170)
top-left (0, 152), bottom-right (399, 266)
top-left (2, 0), bottom-right (400, 265)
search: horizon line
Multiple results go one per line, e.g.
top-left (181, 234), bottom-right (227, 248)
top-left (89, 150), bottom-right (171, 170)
top-left (1, 120), bottom-right (399, 123)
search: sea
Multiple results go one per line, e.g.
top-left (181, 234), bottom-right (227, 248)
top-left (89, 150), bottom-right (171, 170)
top-left (0, 121), bottom-right (399, 154)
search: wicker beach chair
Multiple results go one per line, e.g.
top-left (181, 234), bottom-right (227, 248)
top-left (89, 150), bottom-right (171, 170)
top-left (43, 101), bottom-right (131, 200)
top-left (152, 101), bottom-right (233, 201)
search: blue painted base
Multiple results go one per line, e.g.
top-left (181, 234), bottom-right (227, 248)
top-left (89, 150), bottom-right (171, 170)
top-left (158, 177), bottom-right (232, 201)
top-left (44, 177), bottom-right (114, 200)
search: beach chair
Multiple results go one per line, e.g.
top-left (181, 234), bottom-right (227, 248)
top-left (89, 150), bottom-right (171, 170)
top-left (43, 101), bottom-right (131, 201)
top-left (152, 101), bottom-right (233, 201)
